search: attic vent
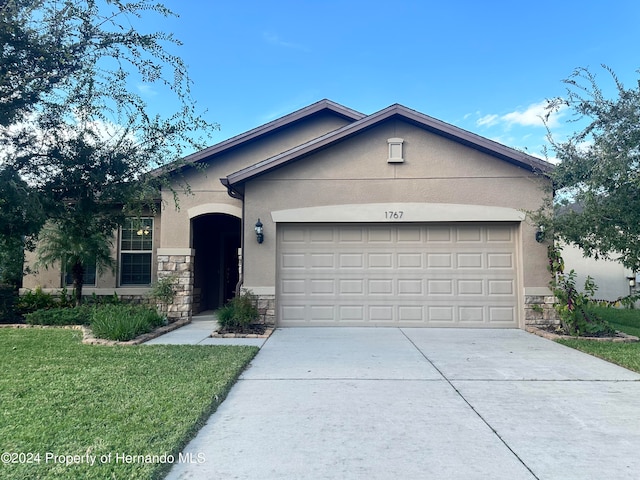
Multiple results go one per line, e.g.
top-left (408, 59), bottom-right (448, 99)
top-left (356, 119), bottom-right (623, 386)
top-left (387, 138), bottom-right (404, 163)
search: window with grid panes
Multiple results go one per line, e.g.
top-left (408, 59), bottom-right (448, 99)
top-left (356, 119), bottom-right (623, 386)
top-left (120, 218), bottom-right (153, 285)
top-left (65, 263), bottom-right (97, 286)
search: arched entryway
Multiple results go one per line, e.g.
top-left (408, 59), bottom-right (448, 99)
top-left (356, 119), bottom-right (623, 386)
top-left (191, 213), bottom-right (241, 313)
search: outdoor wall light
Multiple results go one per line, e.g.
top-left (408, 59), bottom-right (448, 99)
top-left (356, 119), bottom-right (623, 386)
top-left (535, 225), bottom-right (545, 243)
top-left (255, 219), bottom-right (264, 244)
top-left (627, 276), bottom-right (636, 288)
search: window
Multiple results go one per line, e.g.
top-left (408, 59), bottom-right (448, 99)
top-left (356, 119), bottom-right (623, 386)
top-left (120, 218), bottom-right (153, 285)
top-left (64, 263), bottom-right (97, 287)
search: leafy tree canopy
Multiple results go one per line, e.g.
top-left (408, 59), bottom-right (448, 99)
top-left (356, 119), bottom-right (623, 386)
top-left (0, 0), bottom-right (216, 295)
top-left (542, 65), bottom-right (640, 272)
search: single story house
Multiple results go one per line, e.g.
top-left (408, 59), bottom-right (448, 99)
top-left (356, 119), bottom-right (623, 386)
top-left (24, 99), bottom-right (556, 328)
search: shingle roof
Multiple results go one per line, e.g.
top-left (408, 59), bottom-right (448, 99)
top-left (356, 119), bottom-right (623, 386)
top-left (222, 103), bottom-right (554, 189)
top-left (156, 99), bottom-right (365, 175)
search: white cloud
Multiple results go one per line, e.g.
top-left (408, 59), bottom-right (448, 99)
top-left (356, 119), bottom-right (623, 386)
top-left (476, 100), bottom-right (567, 130)
top-left (477, 114), bottom-right (499, 127)
top-left (263, 31), bottom-right (309, 52)
top-left (137, 83), bottom-right (158, 97)
top-left (502, 100), bottom-right (554, 128)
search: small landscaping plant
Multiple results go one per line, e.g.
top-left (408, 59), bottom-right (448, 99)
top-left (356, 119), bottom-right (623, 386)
top-left (216, 290), bottom-right (260, 333)
top-left (0, 283), bottom-right (17, 323)
top-left (149, 274), bottom-right (177, 319)
top-left (90, 304), bottom-right (166, 341)
top-left (548, 245), bottom-right (616, 337)
top-left (15, 286), bottom-right (59, 315)
top-left (25, 305), bottom-right (93, 326)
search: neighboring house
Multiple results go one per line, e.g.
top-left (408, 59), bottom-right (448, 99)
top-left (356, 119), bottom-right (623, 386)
top-left (23, 100), bottom-right (555, 328)
top-left (561, 243), bottom-right (638, 301)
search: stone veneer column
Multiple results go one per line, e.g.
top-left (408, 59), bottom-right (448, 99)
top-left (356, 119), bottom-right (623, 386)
top-left (157, 248), bottom-right (195, 323)
top-left (524, 289), bottom-right (559, 327)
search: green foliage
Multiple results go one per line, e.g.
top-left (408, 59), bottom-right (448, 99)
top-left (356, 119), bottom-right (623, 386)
top-left (36, 221), bottom-right (115, 305)
top-left (216, 291), bottom-right (260, 332)
top-left (15, 286), bottom-right (58, 314)
top-left (0, 284), bottom-right (17, 323)
top-left (90, 304), bottom-right (165, 341)
top-left (149, 274), bottom-right (177, 306)
top-left (0, 166), bottom-right (45, 286)
top-left (588, 306), bottom-right (640, 337)
top-left (0, 328), bottom-right (258, 479)
top-left (25, 305), bottom-right (93, 326)
top-left (2, 0), bottom-right (217, 298)
top-left (543, 65), bottom-right (640, 271)
top-left (548, 245), bottom-right (615, 337)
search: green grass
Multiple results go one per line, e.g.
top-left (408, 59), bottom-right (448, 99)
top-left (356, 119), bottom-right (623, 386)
top-left (558, 306), bottom-right (640, 373)
top-left (0, 328), bottom-right (258, 479)
top-left (590, 306), bottom-right (640, 338)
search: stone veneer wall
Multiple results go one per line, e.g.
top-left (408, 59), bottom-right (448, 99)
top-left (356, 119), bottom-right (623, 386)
top-left (254, 293), bottom-right (276, 326)
top-left (524, 293), bottom-right (559, 327)
top-left (157, 249), bottom-right (194, 323)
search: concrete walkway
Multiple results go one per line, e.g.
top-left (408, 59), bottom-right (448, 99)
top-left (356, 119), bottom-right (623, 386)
top-left (145, 313), bottom-right (267, 347)
top-left (162, 327), bottom-right (640, 480)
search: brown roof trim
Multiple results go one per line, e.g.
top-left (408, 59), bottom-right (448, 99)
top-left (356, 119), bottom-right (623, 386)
top-left (224, 104), bottom-right (554, 186)
top-left (159, 99), bottom-right (365, 173)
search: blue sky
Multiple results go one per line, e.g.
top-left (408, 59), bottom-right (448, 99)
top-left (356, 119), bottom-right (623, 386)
top-left (134, 0), bottom-right (640, 160)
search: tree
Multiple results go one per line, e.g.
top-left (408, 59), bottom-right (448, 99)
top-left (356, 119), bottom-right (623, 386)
top-left (1, 0), bottom-right (215, 303)
top-left (0, 166), bottom-right (45, 286)
top-left (543, 65), bottom-right (640, 272)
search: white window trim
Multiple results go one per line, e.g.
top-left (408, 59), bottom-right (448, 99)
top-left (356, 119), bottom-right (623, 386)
top-left (387, 137), bottom-right (404, 163)
top-left (119, 217), bottom-right (154, 286)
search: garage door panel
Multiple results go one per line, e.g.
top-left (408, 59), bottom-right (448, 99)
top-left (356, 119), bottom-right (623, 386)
top-left (456, 226), bottom-right (483, 242)
top-left (488, 280), bottom-right (515, 295)
top-left (487, 226), bottom-right (514, 242)
top-left (457, 253), bottom-right (484, 268)
top-left (487, 253), bottom-right (514, 268)
top-left (427, 253), bottom-right (453, 268)
top-left (398, 253), bottom-right (423, 268)
top-left (458, 280), bottom-right (484, 295)
top-left (369, 279), bottom-right (393, 295)
top-left (489, 306), bottom-right (517, 323)
top-left (278, 223), bottom-right (519, 327)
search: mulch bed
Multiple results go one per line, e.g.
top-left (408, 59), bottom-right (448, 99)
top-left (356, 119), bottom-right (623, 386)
top-left (527, 325), bottom-right (639, 343)
top-left (212, 323), bottom-right (274, 338)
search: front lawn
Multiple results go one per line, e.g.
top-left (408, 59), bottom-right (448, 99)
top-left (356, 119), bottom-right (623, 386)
top-left (0, 328), bottom-right (258, 479)
top-left (557, 307), bottom-right (640, 373)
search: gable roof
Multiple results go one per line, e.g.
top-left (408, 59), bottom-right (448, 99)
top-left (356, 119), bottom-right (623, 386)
top-left (221, 103), bottom-right (554, 194)
top-left (165, 99), bottom-right (365, 172)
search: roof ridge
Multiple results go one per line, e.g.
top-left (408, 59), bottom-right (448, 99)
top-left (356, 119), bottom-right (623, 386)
top-left (224, 103), bottom-right (554, 185)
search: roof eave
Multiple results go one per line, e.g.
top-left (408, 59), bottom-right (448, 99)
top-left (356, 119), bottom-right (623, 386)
top-left (155, 99), bottom-right (365, 176)
top-left (224, 104), bottom-right (554, 188)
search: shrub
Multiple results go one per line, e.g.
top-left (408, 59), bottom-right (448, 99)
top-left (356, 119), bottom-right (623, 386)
top-left (25, 305), bottom-right (93, 326)
top-left (15, 287), bottom-right (58, 314)
top-left (216, 291), bottom-right (259, 332)
top-left (90, 304), bottom-right (165, 341)
top-left (548, 246), bottom-right (616, 337)
top-left (149, 275), bottom-right (177, 318)
top-left (0, 283), bottom-right (17, 323)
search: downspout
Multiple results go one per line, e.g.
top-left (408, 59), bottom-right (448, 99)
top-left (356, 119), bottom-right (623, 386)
top-left (220, 178), bottom-right (245, 296)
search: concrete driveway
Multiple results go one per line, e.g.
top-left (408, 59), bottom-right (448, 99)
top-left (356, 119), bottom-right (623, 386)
top-left (166, 328), bottom-right (640, 480)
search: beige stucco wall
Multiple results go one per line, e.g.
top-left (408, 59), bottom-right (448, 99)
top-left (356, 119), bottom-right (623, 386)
top-left (23, 212), bottom-right (161, 294)
top-left (240, 119), bottom-right (550, 293)
top-left (160, 111), bottom-right (353, 247)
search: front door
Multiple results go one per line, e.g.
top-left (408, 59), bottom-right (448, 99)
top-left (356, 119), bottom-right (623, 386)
top-left (192, 214), bottom-right (241, 313)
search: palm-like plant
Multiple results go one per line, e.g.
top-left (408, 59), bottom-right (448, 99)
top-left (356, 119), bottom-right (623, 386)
top-left (36, 221), bottom-right (115, 305)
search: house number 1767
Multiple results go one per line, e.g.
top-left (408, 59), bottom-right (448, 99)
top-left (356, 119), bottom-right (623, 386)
top-left (385, 211), bottom-right (404, 220)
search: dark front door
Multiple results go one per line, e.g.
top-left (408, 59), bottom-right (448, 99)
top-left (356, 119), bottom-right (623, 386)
top-left (192, 214), bottom-right (241, 313)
